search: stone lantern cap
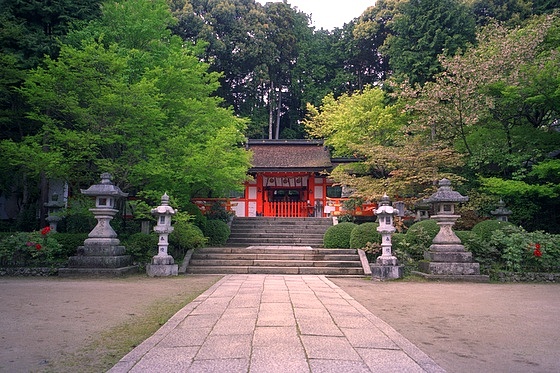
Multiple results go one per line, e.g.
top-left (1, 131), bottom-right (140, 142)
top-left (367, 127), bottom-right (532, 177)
top-left (151, 193), bottom-right (177, 216)
top-left (374, 194), bottom-right (398, 215)
top-left (491, 199), bottom-right (512, 216)
top-left (81, 173), bottom-right (128, 198)
top-left (425, 179), bottom-right (468, 204)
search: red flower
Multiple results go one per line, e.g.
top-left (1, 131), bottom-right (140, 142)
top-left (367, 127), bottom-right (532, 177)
top-left (535, 243), bottom-right (541, 250)
top-left (35, 243), bottom-right (42, 250)
top-left (41, 226), bottom-right (51, 235)
top-left (533, 248), bottom-right (542, 257)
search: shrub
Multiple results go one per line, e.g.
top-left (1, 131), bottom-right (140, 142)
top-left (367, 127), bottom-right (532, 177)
top-left (455, 230), bottom-right (493, 272)
top-left (206, 202), bottom-right (232, 223)
top-left (183, 202), bottom-right (208, 232)
top-left (349, 223), bottom-right (380, 249)
top-left (471, 219), bottom-right (516, 241)
top-left (0, 228), bottom-right (63, 267)
top-left (204, 219), bottom-right (230, 246)
top-left (123, 233), bottom-right (159, 265)
top-left (170, 221), bottom-right (206, 259)
top-left (50, 233), bottom-right (89, 258)
top-left (323, 222), bottom-right (357, 248)
top-left (399, 219), bottom-right (440, 260)
top-left (488, 227), bottom-right (560, 273)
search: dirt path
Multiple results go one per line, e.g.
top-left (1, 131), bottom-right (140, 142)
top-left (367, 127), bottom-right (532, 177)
top-left (332, 278), bottom-right (560, 373)
top-left (1, 276), bottom-right (559, 373)
top-left (0, 275), bottom-right (222, 373)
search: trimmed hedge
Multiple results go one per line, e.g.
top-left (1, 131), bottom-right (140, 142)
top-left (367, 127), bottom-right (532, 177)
top-left (170, 221), bottom-right (206, 251)
top-left (204, 219), bottom-right (230, 246)
top-left (471, 219), bottom-right (516, 241)
top-left (349, 223), bottom-right (381, 249)
top-left (323, 222), bottom-right (357, 248)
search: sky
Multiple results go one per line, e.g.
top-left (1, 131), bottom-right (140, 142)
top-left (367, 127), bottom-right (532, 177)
top-left (257, 0), bottom-right (376, 30)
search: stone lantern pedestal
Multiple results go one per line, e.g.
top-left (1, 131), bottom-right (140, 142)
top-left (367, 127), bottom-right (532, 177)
top-left (371, 195), bottom-right (403, 280)
top-left (59, 173), bottom-right (137, 277)
top-left (147, 193), bottom-right (178, 277)
top-left (414, 179), bottom-right (488, 282)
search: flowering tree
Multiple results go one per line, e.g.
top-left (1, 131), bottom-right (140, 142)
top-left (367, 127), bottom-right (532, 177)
top-left (304, 86), bottom-right (464, 199)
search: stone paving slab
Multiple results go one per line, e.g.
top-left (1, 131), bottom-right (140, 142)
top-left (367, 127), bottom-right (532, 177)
top-left (109, 274), bottom-right (446, 373)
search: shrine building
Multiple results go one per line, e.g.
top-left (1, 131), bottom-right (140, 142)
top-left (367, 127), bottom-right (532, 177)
top-left (192, 139), bottom-right (376, 218)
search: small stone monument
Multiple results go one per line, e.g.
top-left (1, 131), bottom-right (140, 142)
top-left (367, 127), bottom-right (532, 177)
top-left (44, 193), bottom-right (65, 233)
top-left (146, 193), bottom-right (178, 277)
top-left (491, 199), bottom-right (512, 222)
top-left (59, 173), bottom-right (137, 277)
top-left (415, 179), bottom-right (488, 281)
top-left (371, 194), bottom-right (403, 280)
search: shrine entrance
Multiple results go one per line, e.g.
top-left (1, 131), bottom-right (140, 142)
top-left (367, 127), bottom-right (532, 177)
top-left (263, 187), bottom-right (311, 218)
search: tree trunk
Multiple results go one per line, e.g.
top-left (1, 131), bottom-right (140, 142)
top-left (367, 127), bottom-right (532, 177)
top-left (268, 81), bottom-right (274, 139)
top-left (275, 89), bottom-right (282, 139)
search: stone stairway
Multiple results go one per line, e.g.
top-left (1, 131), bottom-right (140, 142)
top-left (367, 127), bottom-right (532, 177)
top-left (226, 217), bottom-right (332, 247)
top-left (185, 246), bottom-right (365, 276)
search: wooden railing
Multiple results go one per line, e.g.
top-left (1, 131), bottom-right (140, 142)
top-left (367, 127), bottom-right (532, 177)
top-left (264, 201), bottom-right (312, 217)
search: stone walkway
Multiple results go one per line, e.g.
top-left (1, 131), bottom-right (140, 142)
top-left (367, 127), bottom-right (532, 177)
top-left (109, 275), bottom-right (445, 373)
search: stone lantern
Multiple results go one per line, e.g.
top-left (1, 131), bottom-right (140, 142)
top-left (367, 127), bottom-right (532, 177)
top-left (371, 194), bottom-right (403, 280)
top-left (44, 192), bottom-right (65, 232)
top-left (59, 173), bottom-right (136, 277)
top-left (491, 199), bottom-right (512, 222)
top-left (416, 179), bottom-right (487, 281)
top-left (147, 193), bottom-right (178, 277)
top-left (80, 172), bottom-right (128, 246)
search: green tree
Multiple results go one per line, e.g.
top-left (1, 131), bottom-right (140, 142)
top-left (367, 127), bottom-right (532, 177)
top-left (383, 0), bottom-right (476, 86)
top-left (470, 0), bottom-right (533, 27)
top-left (1, 0), bottom-right (251, 223)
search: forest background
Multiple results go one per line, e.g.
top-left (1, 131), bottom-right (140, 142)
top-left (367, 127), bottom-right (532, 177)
top-left (0, 0), bottom-right (559, 233)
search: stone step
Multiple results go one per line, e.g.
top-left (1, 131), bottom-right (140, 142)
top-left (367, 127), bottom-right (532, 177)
top-left (185, 246), bottom-right (365, 276)
top-left (191, 253), bottom-right (360, 261)
top-left (194, 247), bottom-right (355, 255)
top-left (226, 239), bottom-right (324, 247)
top-left (229, 232), bottom-right (326, 237)
top-left (226, 217), bottom-right (332, 247)
top-left (189, 259), bottom-right (361, 267)
top-left (186, 266), bottom-right (365, 276)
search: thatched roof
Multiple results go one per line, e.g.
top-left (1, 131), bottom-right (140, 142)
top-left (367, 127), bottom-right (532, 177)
top-left (248, 139), bottom-right (332, 172)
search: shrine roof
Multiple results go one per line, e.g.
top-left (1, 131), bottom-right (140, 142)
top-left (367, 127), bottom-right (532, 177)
top-left (247, 139), bottom-right (333, 172)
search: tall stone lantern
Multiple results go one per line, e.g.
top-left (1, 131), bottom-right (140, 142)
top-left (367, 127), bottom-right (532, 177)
top-left (371, 194), bottom-right (403, 280)
top-left (81, 173), bottom-right (128, 246)
top-left (147, 193), bottom-right (178, 277)
top-left (416, 179), bottom-right (487, 281)
top-left (59, 173), bottom-right (136, 277)
top-left (44, 192), bottom-right (65, 233)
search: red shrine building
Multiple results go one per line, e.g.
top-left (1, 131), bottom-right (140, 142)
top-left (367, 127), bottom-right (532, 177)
top-left (233, 139), bottom-right (333, 218)
top-left (193, 139), bottom-right (376, 218)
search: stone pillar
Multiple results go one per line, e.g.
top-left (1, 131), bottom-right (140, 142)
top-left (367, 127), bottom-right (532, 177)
top-left (371, 194), bottom-right (403, 280)
top-left (146, 193), bottom-right (178, 277)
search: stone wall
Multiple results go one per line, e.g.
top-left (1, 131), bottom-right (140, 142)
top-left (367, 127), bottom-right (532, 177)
top-left (494, 271), bottom-right (560, 283)
top-left (0, 267), bottom-right (58, 276)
